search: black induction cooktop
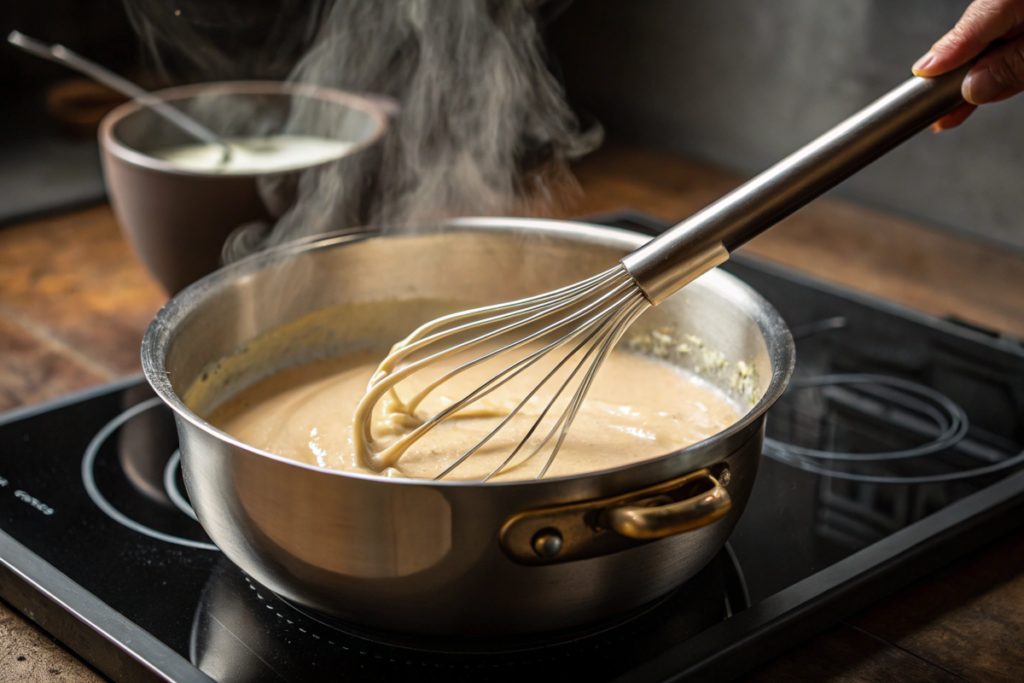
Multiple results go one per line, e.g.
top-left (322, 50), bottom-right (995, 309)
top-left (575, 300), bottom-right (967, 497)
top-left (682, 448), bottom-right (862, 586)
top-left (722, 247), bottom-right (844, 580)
top-left (1, 211), bottom-right (1022, 683)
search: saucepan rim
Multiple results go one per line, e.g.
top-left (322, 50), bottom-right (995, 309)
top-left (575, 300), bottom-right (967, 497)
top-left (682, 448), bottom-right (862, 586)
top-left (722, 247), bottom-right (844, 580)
top-left (141, 218), bottom-right (795, 488)
top-left (99, 79), bottom-right (390, 179)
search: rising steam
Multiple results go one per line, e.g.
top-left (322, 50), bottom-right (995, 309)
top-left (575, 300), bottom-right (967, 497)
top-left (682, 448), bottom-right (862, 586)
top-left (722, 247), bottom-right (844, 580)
top-left (124, 0), bottom-right (601, 260)
top-left (242, 0), bottom-right (601, 258)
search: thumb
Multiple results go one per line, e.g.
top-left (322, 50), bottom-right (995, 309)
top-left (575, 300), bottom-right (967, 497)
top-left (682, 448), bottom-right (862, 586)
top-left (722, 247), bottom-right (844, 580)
top-left (913, 0), bottom-right (1022, 76)
top-left (963, 35), bottom-right (1024, 103)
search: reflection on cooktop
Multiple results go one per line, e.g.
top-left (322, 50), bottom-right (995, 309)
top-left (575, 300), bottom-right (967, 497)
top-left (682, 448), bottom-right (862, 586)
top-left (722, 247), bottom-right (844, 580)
top-left (191, 546), bottom-right (748, 682)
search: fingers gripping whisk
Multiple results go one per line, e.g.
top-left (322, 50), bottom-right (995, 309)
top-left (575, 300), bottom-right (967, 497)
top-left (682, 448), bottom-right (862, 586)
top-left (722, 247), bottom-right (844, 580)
top-left (352, 265), bottom-right (650, 481)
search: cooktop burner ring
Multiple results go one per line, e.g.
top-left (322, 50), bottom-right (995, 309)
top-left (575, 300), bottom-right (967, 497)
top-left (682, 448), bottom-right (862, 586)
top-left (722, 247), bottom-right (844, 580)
top-left (770, 373), bottom-right (969, 462)
top-left (163, 449), bottom-right (199, 521)
top-left (81, 397), bottom-right (220, 551)
top-left (764, 373), bottom-right (1024, 483)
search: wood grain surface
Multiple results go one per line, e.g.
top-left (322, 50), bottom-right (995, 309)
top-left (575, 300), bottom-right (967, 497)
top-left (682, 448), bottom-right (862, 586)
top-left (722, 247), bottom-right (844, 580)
top-left (0, 144), bottom-right (1022, 682)
top-left (849, 531), bottom-right (1024, 683)
top-left (740, 624), bottom-right (964, 683)
top-left (0, 205), bottom-right (166, 394)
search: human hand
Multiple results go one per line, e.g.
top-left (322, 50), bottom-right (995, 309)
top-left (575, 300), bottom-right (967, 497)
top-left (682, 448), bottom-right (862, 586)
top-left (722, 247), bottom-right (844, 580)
top-left (912, 0), bottom-right (1024, 130)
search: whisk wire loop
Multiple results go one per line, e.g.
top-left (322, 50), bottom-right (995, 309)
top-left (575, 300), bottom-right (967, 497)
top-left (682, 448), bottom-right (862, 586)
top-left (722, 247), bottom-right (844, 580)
top-left (354, 265), bottom-right (654, 478)
top-left (534, 298), bottom-right (649, 479)
top-left (368, 268), bottom-right (625, 381)
top-left (400, 276), bottom-right (639, 414)
top-left (353, 268), bottom-right (638, 468)
top-left (441, 290), bottom-right (649, 481)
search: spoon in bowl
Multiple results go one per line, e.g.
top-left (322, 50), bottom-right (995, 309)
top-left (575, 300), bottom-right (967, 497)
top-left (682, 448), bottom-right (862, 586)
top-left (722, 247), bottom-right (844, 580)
top-left (8, 30), bottom-right (233, 164)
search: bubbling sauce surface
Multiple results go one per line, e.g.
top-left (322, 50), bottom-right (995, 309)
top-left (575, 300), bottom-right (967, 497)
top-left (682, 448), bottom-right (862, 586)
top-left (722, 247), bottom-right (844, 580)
top-left (207, 347), bottom-right (743, 482)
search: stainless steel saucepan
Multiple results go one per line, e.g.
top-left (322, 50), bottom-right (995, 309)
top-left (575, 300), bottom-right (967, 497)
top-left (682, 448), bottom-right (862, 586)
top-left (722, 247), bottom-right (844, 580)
top-left (142, 219), bottom-right (794, 636)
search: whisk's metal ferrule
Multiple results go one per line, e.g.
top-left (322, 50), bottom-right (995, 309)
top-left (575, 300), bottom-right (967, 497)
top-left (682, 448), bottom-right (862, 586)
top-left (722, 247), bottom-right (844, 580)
top-left (621, 241), bottom-right (728, 306)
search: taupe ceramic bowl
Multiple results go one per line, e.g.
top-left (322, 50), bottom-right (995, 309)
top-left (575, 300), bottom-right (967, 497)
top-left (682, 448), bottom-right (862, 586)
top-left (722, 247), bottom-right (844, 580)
top-left (99, 81), bottom-right (389, 294)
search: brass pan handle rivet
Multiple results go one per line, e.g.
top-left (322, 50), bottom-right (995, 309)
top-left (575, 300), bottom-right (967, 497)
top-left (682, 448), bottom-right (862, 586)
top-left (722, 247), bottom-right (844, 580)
top-left (719, 468), bottom-right (731, 487)
top-left (532, 528), bottom-right (563, 559)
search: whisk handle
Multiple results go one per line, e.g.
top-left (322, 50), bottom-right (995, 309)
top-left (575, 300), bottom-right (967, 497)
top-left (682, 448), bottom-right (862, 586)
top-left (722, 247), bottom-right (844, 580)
top-left (621, 63), bottom-right (972, 304)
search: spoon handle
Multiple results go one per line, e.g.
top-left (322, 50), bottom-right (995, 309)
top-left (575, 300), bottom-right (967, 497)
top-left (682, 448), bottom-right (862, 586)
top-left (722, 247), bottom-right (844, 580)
top-left (9, 30), bottom-right (233, 161)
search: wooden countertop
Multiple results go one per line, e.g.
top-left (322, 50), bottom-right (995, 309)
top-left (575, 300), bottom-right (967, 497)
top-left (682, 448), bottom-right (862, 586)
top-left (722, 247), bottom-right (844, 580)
top-left (1, 144), bottom-right (1023, 681)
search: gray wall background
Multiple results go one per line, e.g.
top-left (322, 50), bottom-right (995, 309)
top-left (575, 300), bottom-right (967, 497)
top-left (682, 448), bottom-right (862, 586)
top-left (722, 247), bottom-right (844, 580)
top-left (549, 0), bottom-right (1024, 252)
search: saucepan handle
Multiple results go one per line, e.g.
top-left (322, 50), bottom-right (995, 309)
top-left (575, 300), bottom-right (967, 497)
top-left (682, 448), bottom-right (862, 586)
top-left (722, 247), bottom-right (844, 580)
top-left (605, 470), bottom-right (731, 540)
top-left (499, 466), bottom-right (733, 565)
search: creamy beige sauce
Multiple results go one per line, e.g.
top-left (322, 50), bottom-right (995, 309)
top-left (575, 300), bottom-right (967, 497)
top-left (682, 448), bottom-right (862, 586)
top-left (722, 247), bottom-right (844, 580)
top-left (151, 135), bottom-right (354, 174)
top-left (208, 346), bottom-right (742, 482)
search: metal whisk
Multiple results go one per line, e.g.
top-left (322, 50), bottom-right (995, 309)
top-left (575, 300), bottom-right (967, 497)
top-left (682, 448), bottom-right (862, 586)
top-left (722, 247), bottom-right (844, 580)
top-left (355, 62), bottom-right (975, 480)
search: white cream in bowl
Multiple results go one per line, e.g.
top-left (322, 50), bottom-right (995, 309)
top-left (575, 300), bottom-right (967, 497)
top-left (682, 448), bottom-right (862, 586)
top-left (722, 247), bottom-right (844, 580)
top-left (151, 134), bottom-right (355, 175)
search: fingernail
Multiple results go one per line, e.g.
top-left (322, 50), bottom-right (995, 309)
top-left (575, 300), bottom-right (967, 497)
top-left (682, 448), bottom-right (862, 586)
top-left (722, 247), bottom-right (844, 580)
top-left (963, 67), bottom-right (1003, 104)
top-left (930, 122), bottom-right (943, 134)
top-left (912, 52), bottom-right (937, 75)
